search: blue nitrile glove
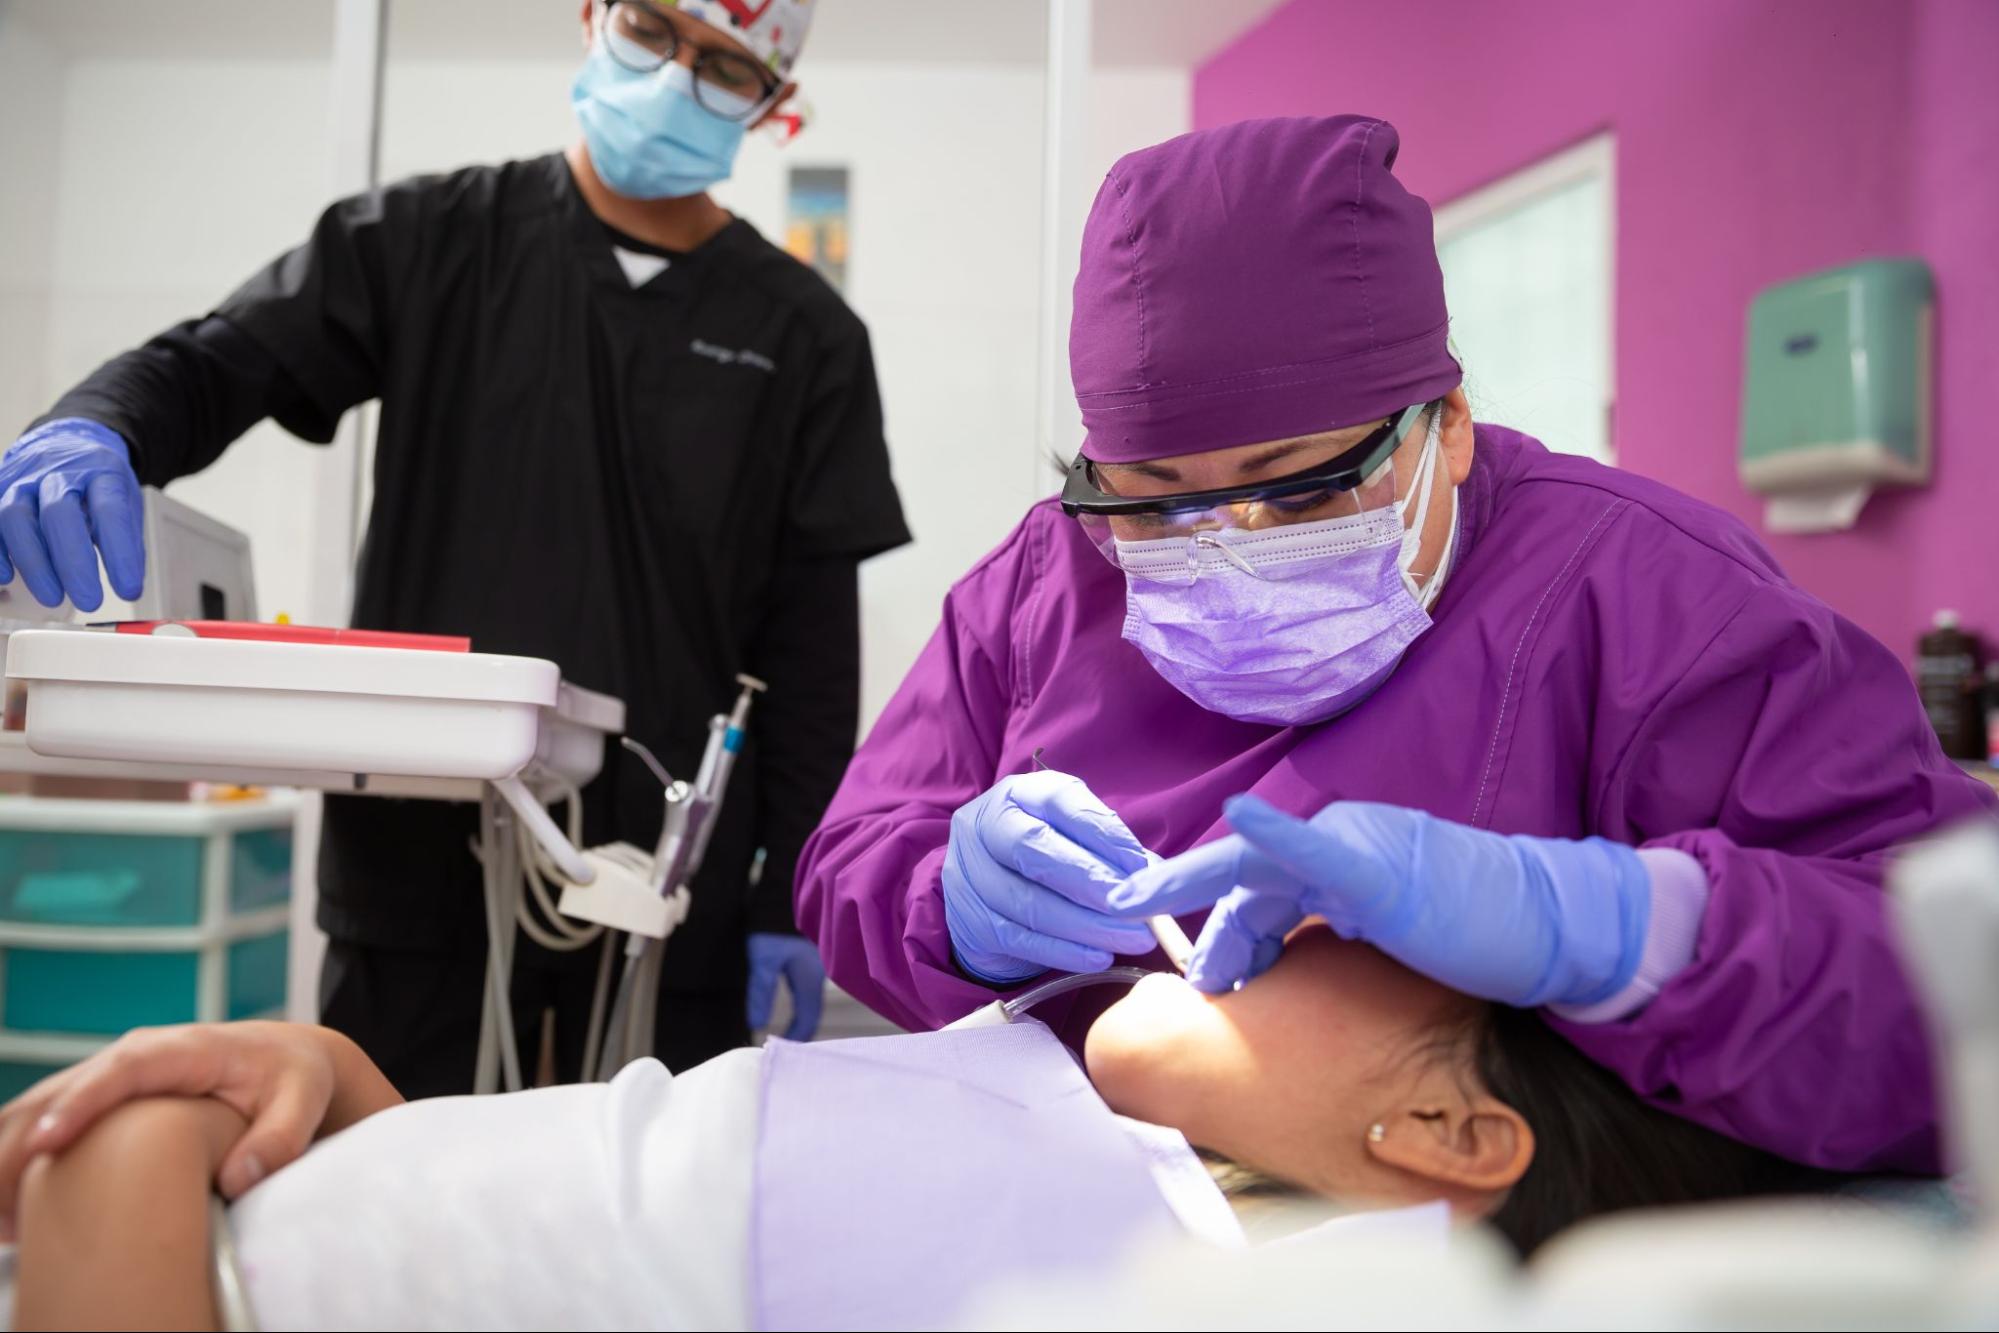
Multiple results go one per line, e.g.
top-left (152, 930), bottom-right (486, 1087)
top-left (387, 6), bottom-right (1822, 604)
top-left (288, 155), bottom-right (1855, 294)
top-left (0, 419), bottom-right (146, 612)
top-left (747, 932), bottom-right (827, 1041)
top-left (942, 770), bottom-right (1158, 985)
top-left (1107, 795), bottom-right (1651, 1007)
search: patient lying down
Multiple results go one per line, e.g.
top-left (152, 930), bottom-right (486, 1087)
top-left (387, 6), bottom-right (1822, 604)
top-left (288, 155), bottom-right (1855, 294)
top-left (0, 927), bottom-right (1807, 1330)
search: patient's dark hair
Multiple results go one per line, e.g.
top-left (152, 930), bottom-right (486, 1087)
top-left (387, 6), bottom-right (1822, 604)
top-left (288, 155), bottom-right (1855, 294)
top-left (1463, 1003), bottom-right (1830, 1257)
top-left (1204, 1001), bottom-right (1828, 1256)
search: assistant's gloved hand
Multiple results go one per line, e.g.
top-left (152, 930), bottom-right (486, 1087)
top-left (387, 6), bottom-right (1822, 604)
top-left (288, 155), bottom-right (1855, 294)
top-left (943, 770), bottom-right (1158, 985)
top-left (0, 418), bottom-right (146, 612)
top-left (1108, 795), bottom-right (1651, 1008)
top-left (747, 932), bottom-right (827, 1042)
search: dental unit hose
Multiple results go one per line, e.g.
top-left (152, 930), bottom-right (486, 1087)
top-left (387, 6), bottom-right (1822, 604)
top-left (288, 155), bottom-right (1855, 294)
top-left (593, 674), bottom-right (767, 1079)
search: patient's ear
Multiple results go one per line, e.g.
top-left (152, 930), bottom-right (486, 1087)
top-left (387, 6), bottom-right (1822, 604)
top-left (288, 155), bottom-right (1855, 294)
top-left (1365, 1093), bottom-right (1533, 1196)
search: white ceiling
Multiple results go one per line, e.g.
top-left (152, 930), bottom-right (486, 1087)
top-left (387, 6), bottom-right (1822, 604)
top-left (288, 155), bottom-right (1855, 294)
top-left (2, 0), bottom-right (1286, 68)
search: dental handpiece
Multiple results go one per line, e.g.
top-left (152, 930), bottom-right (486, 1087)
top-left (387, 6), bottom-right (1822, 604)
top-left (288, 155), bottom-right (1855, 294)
top-left (650, 780), bottom-right (707, 898)
top-left (616, 675), bottom-right (767, 906)
top-left (1030, 747), bottom-right (1190, 975)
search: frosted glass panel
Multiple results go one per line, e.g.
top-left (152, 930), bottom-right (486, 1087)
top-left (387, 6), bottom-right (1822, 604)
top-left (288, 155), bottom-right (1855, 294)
top-left (1438, 169), bottom-right (1612, 462)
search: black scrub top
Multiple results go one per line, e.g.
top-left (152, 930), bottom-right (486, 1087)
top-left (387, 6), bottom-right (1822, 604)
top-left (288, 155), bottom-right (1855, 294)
top-left (43, 153), bottom-right (911, 990)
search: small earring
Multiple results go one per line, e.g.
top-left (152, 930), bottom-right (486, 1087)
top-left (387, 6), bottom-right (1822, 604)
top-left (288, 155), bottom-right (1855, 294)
top-left (1367, 1122), bottom-right (1386, 1144)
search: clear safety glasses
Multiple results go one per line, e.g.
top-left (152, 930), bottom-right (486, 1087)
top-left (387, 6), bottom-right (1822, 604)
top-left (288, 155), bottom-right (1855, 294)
top-left (600, 0), bottom-right (782, 122)
top-left (1060, 403), bottom-right (1427, 564)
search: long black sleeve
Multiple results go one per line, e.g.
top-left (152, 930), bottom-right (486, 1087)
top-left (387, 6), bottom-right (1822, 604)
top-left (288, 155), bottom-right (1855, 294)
top-left (37, 175), bottom-right (416, 483)
top-left (38, 316), bottom-right (327, 485)
top-left (742, 300), bottom-right (908, 937)
top-left (745, 553), bottom-right (864, 935)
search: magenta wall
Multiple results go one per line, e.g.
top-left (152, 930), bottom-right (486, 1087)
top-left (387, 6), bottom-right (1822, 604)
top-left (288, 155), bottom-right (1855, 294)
top-left (1193, 0), bottom-right (1999, 662)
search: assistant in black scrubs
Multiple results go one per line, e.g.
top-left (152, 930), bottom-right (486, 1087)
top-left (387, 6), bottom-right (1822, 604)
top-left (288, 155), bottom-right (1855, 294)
top-left (11, 2), bottom-right (907, 1092)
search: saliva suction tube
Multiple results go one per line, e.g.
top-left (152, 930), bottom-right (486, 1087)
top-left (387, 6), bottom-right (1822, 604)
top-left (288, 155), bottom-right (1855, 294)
top-left (1006, 965), bottom-right (1157, 1019)
top-left (944, 965), bottom-right (1157, 1030)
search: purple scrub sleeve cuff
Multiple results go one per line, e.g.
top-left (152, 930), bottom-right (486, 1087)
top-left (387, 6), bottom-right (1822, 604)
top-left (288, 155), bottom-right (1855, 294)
top-left (1548, 825), bottom-right (1946, 1174)
top-left (1549, 848), bottom-right (1709, 1024)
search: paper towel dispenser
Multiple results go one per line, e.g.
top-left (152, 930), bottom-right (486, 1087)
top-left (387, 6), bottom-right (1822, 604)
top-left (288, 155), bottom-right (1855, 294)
top-left (1738, 257), bottom-right (1932, 533)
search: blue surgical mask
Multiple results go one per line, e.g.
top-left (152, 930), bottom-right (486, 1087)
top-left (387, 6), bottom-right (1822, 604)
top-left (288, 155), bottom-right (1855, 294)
top-left (570, 44), bottom-right (750, 200)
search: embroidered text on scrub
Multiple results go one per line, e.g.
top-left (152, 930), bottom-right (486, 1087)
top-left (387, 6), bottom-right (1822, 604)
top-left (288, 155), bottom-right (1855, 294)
top-left (690, 339), bottom-right (777, 371)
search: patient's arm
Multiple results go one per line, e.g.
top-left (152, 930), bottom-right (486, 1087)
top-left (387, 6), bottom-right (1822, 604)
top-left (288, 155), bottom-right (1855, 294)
top-left (0, 1021), bottom-right (404, 1227)
top-left (15, 1097), bottom-right (248, 1332)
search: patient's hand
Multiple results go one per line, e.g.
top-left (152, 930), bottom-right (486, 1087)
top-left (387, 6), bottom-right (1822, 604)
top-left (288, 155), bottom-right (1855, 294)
top-left (0, 1020), bottom-right (399, 1236)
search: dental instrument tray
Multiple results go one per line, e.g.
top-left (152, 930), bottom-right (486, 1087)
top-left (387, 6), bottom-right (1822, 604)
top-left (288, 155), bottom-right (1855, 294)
top-left (5, 628), bottom-right (557, 780)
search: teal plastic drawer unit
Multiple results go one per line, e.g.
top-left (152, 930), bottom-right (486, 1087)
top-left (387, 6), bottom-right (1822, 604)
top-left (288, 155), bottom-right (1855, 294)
top-left (0, 796), bottom-right (296, 1078)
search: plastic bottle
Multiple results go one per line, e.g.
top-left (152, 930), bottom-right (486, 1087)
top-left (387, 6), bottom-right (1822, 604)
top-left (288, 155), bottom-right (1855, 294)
top-left (1917, 611), bottom-right (1985, 762)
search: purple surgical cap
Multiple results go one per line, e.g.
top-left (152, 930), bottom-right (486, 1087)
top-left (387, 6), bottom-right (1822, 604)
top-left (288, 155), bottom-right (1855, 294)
top-left (1071, 116), bottom-right (1462, 464)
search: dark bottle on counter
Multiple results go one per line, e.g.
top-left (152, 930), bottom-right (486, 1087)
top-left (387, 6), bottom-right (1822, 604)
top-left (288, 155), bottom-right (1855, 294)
top-left (1917, 610), bottom-right (1986, 761)
top-left (1986, 662), bottom-right (1999, 767)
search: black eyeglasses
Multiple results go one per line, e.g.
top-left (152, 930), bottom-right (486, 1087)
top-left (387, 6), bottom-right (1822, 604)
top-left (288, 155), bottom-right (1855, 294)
top-left (600, 0), bottom-right (782, 122)
top-left (1061, 405), bottom-right (1422, 519)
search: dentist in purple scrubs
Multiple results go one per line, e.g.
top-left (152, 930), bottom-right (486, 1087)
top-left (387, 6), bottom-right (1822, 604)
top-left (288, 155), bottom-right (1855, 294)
top-left (797, 116), bottom-right (1995, 1174)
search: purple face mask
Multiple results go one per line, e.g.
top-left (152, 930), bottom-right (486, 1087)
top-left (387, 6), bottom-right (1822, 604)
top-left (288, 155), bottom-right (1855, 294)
top-left (1116, 420), bottom-right (1456, 728)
